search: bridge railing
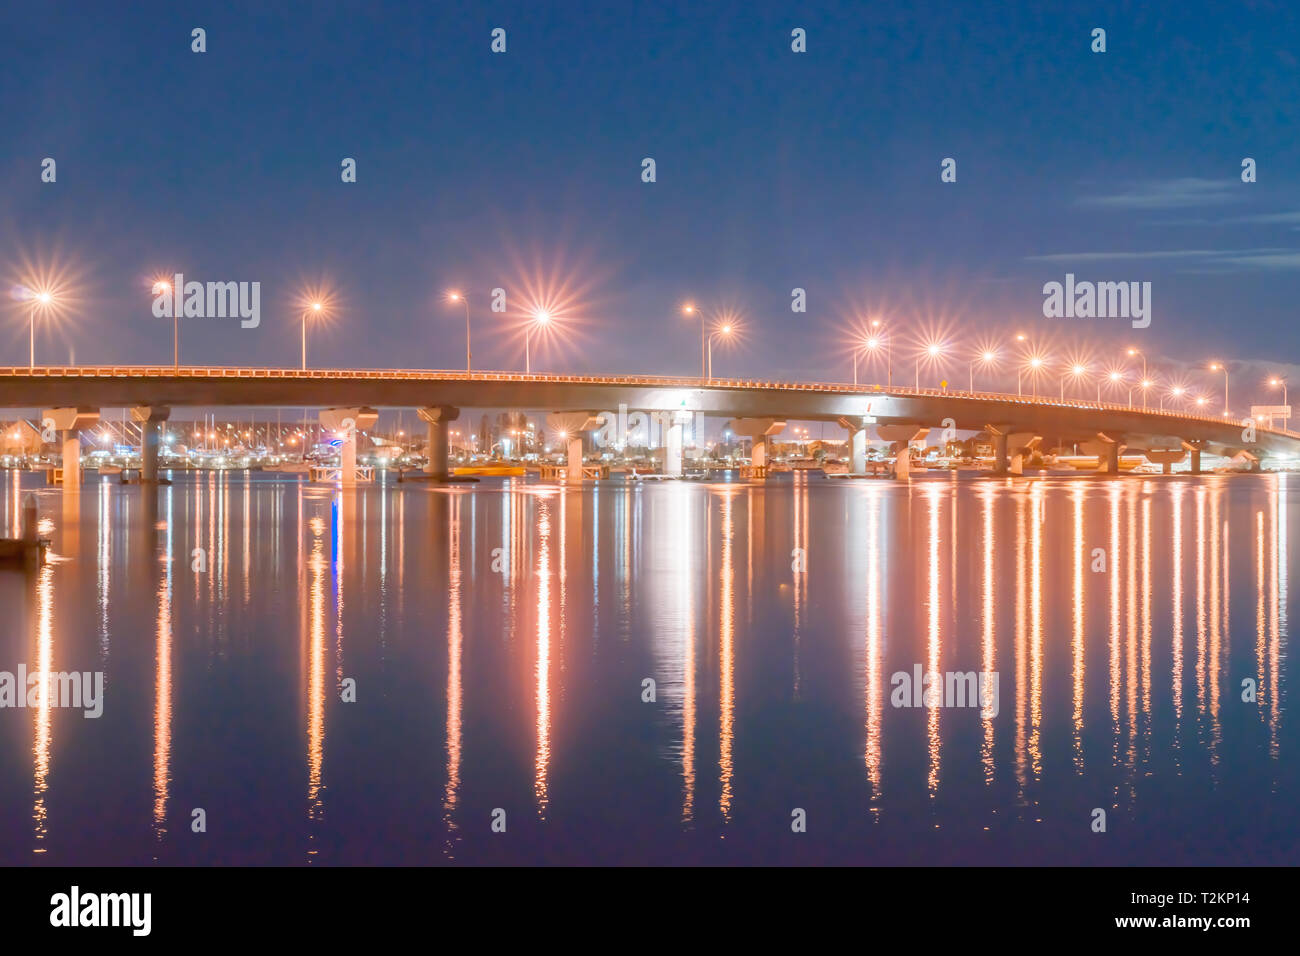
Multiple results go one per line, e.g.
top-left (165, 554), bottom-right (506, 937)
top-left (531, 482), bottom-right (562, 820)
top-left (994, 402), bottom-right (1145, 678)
top-left (2, 365), bottom-right (1295, 440)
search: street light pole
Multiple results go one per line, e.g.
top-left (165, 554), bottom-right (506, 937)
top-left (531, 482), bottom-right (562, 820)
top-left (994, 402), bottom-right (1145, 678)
top-left (1209, 363), bottom-right (1229, 416)
top-left (1126, 348), bottom-right (1148, 407)
top-left (462, 296), bottom-right (471, 372)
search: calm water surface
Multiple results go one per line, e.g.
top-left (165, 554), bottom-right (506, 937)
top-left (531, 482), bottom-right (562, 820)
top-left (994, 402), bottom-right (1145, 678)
top-left (0, 470), bottom-right (1294, 865)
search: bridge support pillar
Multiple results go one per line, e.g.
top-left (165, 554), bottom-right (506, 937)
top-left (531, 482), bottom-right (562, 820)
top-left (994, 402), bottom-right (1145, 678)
top-left (567, 436), bottom-right (584, 480)
top-left (1181, 440), bottom-right (1205, 475)
top-left (1083, 433), bottom-right (1126, 474)
top-left (891, 442), bottom-right (911, 481)
top-left (131, 406), bottom-right (171, 483)
top-left (418, 406), bottom-right (460, 481)
top-left (1234, 450), bottom-right (1263, 472)
top-left (321, 407), bottom-right (379, 486)
top-left (837, 417), bottom-right (869, 474)
top-left (727, 418), bottom-right (786, 478)
top-left (1144, 448), bottom-right (1185, 476)
top-left (549, 412), bottom-right (602, 480)
top-left (877, 426), bottom-right (927, 481)
top-left (990, 430), bottom-right (1008, 474)
top-left (42, 407), bottom-right (100, 487)
top-left (664, 419), bottom-right (684, 478)
top-left (1102, 443), bottom-right (1120, 474)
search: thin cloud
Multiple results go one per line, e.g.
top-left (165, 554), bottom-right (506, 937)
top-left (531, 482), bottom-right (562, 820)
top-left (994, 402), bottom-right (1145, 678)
top-left (1077, 178), bottom-right (1239, 209)
top-left (1026, 247), bottom-right (1300, 271)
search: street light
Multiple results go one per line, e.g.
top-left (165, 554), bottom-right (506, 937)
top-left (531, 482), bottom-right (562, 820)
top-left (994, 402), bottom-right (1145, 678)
top-left (682, 303), bottom-right (709, 379)
top-left (26, 289), bottom-right (55, 370)
top-left (1013, 335), bottom-right (1031, 395)
top-left (1126, 348), bottom-right (1150, 407)
top-left (302, 301), bottom-right (323, 370)
top-left (1208, 362), bottom-right (1229, 417)
top-left (153, 279), bottom-right (179, 369)
top-left (870, 319), bottom-right (893, 387)
top-left (1026, 355), bottom-right (1046, 398)
top-left (970, 350), bottom-right (997, 392)
top-left (1100, 369), bottom-right (1124, 403)
top-left (916, 342), bottom-right (944, 389)
top-left (526, 310), bottom-right (551, 373)
top-left (1063, 363), bottom-right (1088, 399)
top-left (1268, 377), bottom-right (1290, 428)
top-left (447, 291), bottom-right (471, 372)
top-left (1162, 385), bottom-right (1185, 411)
top-left (707, 323), bottom-right (733, 379)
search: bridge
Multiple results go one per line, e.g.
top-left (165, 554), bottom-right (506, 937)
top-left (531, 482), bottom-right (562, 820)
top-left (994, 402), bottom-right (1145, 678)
top-left (2, 365), bottom-right (1296, 484)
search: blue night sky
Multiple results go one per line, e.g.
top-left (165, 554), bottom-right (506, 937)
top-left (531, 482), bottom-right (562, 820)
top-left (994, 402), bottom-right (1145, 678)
top-left (3, 0), bottom-right (1298, 401)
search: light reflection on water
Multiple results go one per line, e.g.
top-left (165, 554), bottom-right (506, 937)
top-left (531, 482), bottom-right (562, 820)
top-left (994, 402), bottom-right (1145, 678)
top-left (0, 469), bottom-right (1293, 865)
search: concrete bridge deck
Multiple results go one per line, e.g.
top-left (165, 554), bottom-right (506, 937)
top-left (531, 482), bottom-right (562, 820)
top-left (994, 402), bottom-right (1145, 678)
top-left (2, 365), bottom-right (1296, 481)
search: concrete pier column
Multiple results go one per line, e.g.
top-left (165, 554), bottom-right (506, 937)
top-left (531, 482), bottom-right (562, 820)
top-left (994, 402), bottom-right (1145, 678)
top-left (991, 431), bottom-right (1008, 474)
top-left (131, 406), bottom-right (171, 483)
top-left (320, 407), bottom-right (379, 485)
top-left (1145, 448), bottom-right (1185, 477)
top-left (417, 406), bottom-right (459, 480)
top-left (837, 417), bottom-right (868, 474)
top-left (1084, 433), bottom-right (1126, 474)
top-left (876, 425), bottom-right (927, 482)
top-left (42, 407), bottom-right (99, 487)
top-left (567, 436), bottom-right (584, 479)
top-left (549, 412), bottom-right (602, 481)
top-left (664, 419), bottom-right (684, 477)
top-left (1104, 442), bottom-right (1120, 474)
top-left (62, 432), bottom-right (82, 485)
top-left (1189, 448), bottom-right (1201, 474)
top-left (727, 418), bottom-right (787, 477)
top-left (891, 442), bottom-right (912, 481)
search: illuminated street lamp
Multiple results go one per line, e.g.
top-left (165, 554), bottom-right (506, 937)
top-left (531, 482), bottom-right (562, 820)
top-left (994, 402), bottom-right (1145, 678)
top-left (1125, 348), bottom-right (1150, 407)
top-left (916, 342), bottom-right (945, 389)
top-left (871, 319), bottom-right (893, 387)
top-left (1268, 377), bottom-right (1290, 428)
top-left (1012, 334), bottom-right (1031, 395)
top-left (850, 332), bottom-right (884, 387)
top-left (525, 309), bottom-right (551, 374)
top-left (153, 279), bottom-right (179, 369)
top-left (970, 349), bottom-right (997, 392)
top-left (1208, 362), bottom-right (1229, 417)
top-left (302, 301), bottom-right (324, 370)
top-left (1063, 363), bottom-right (1088, 399)
top-left (707, 323), bottom-right (733, 379)
top-left (24, 288), bottom-right (55, 369)
top-left (1161, 385), bottom-right (1185, 411)
top-left (447, 291), bottom-right (471, 372)
top-left (1025, 355), bottom-right (1047, 399)
top-left (681, 302), bottom-right (722, 379)
top-left (1100, 369), bottom-right (1124, 402)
